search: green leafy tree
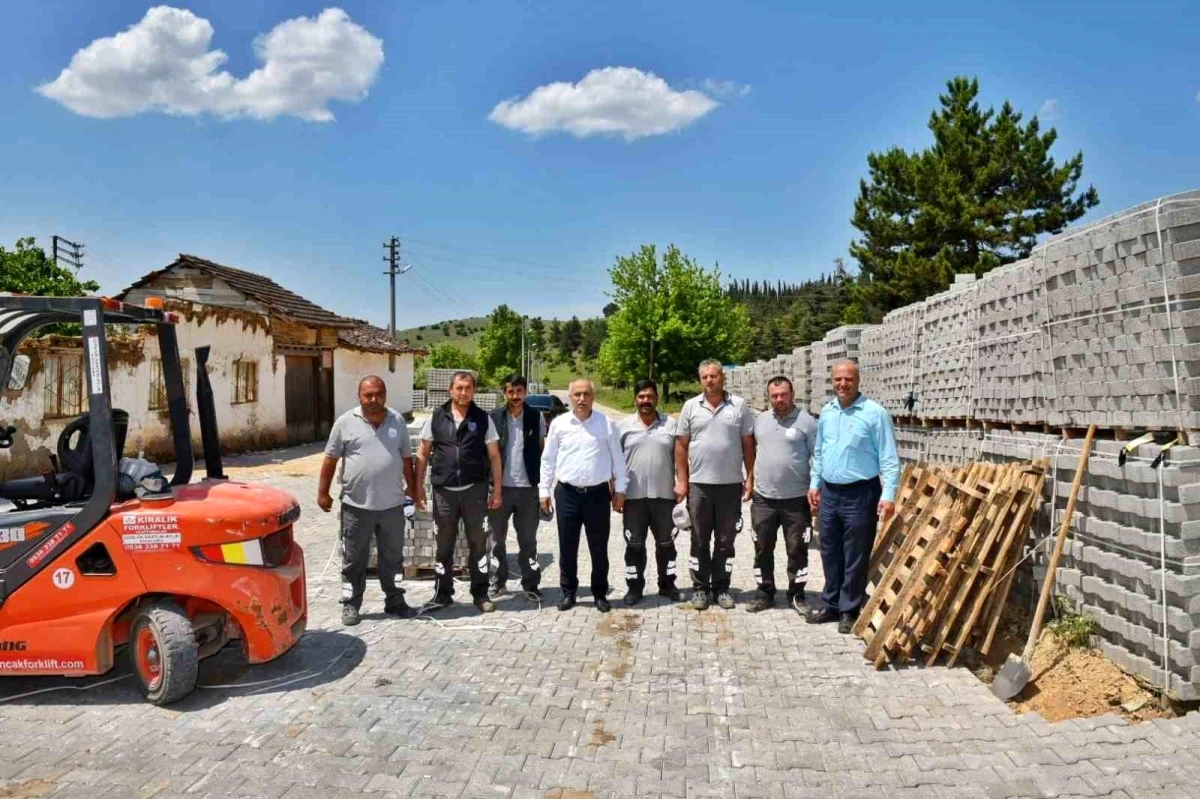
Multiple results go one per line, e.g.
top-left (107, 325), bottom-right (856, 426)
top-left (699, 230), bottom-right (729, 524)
top-left (602, 302), bottom-right (620, 318)
top-left (478, 304), bottom-right (524, 381)
top-left (848, 76), bottom-right (1099, 320)
top-left (0, 237), bottom-right (100, 296)
top-left (599, 244), bottom-right (750, 397)
top-left (414, 343), bottom-right (479, 389)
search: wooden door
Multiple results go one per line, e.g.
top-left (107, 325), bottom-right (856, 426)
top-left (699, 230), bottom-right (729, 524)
top-left (315, 355), bottom-right (334, 441)
top-left (284, 355), bottom-right (317, 444)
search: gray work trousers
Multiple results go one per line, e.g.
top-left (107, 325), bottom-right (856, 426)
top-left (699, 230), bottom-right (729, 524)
top-left (340, 503), bottom-right (405, 610)
top-left (488, 485), bottom-right (542, 590)
top-left (687, 482), bottom-right (744, 595)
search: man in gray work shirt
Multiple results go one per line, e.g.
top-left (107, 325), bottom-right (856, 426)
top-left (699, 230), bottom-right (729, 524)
top-left (746, 375), bottom-right (818, 615)
top-left (618, 379), bottom-right (681, 606)
top-left (318, 376), bottom-right (417, 627)
top-left (488, 374), bottom-right (547, 598)
top-left (675, 359), bottom-right (756, 611)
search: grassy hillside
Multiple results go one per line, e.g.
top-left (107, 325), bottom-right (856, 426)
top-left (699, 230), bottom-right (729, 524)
top-left (396, 316), bottom-right (488, 353)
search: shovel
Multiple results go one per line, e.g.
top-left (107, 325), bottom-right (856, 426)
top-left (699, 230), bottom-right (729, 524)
top-left (992, 423), bottom-right (1096, 700)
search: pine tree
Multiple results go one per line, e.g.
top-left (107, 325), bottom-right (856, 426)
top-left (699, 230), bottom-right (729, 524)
top-left (848, 76), bottom-right (1098, 321)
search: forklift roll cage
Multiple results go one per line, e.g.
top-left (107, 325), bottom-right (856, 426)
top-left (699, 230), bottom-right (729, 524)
top-left (0, 295), bottom-right (214, 606)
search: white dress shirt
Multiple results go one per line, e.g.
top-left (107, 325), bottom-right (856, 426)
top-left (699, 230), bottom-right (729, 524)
top-left (539, 410), bottom-right (629, 499)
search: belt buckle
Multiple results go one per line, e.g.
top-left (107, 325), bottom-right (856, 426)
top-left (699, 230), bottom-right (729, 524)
top-left (574, 484), bottom-right (587, 493)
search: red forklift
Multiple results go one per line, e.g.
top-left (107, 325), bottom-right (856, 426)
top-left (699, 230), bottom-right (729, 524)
top-left (0, 295), bottom-right (307, 705)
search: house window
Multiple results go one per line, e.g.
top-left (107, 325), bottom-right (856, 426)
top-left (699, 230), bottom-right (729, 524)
top-left (42, 351), bottom-right (88, 419)
top-left (233, 359), bottom-right (258, 404)
top-left (148, 358), bottom-right (190, 411)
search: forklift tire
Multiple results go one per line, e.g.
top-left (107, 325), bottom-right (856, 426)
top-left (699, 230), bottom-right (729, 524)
top-left (129, 600), bottom-right (200, 706)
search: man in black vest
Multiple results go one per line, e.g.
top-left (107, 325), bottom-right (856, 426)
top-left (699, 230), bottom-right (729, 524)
top-left (416, 371), bottom-right (504, 613)
top-left (488, 374), bottom-right (547, 598)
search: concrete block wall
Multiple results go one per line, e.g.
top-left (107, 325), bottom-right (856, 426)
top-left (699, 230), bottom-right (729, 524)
top-left (918, 277), bottom-right (979, 418)
top-left (860, 303), bottom-right (924, 416)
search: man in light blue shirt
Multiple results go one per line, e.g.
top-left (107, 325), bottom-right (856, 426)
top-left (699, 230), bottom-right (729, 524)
top-left (806, 360), bottom-right (900, 633)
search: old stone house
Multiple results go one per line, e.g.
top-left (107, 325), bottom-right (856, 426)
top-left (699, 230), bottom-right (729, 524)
top-left (0, 255), bottom-right (423, 478)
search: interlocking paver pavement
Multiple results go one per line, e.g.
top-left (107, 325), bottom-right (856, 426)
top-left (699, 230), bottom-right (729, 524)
top-left (3, 443), bottom-right (1200, 798)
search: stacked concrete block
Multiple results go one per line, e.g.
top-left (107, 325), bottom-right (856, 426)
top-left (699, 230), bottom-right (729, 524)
top-left (971, 261), bottom-right (1049, 424)
top-left (726, 365), bottom-right (744, 401)
top-left (427, 389), bottom-right (449, 408)
top-left (918, 276), bottom-right (979, 418)
top-left (412, 389), bottom-right (427, 409)
top-left (808, 339), bottom-right (829, 414)
top-left (823, 324), bottom-right (869, 366)
top-left (1040, 192), bottom-right (1200, 429)
top-left (474, 392), bottom-right (501, 411)
top-left (978, 429), bottom-right (1200, 700)
top-left (426, 368), bottom-right (476, 391)
top-left (894, 423), bottom-right (926, 464)
top-left (859, 304), bottom-right (924, 416)
top-left (370, 423), bottom-right (469, 574)
top-left (791, 346), bottom-right (811, 410)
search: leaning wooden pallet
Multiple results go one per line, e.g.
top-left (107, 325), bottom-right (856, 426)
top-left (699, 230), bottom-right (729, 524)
top-left (857, 463), bottom-right (992, 662)
top-left (854, 458), bottom-right (1049, 670)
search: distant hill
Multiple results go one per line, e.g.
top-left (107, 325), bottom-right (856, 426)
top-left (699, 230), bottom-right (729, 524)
top-left (396, 316), bottom-right (488, 353)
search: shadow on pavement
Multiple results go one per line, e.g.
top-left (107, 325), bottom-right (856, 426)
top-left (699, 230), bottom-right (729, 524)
top-left (0, 629), bottom-right (366, 709)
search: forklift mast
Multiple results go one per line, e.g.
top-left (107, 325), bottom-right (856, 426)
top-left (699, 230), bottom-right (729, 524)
top-left (0, 295), bottom-right (219, 604)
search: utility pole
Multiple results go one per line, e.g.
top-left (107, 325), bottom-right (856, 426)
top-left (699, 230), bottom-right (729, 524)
top-left (382, 236), bottom-right (411, 372)
top-left (52, 236), bottom-right (85, 272)
top-left (521, 316), bottom-right (527, 378)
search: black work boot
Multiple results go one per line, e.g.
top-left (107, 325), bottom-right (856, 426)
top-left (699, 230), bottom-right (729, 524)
top-left (384, 596), bottom-right (416, 619)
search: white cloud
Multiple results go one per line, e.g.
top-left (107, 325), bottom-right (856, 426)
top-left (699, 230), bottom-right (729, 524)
top-left (36, 6), bottom-right (383, 122)
top-left (700, 78), bottom-right (751, 99)
top-left (1037, 98), bottom-right (1061, 121)
top-left (488, 66), bottom-right (719, 141)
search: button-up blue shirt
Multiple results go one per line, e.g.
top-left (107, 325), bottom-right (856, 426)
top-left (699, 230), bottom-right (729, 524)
top-left (809, 394), bottom-right (901, 502)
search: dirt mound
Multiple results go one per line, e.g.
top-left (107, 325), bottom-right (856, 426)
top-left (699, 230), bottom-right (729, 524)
top-left (966, 607), bottom-right (1176, 723)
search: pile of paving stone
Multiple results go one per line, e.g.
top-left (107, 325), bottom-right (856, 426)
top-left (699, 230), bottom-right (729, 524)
top-left (979, 430), bottom-right (1200, 700)
top-left (860, 303), bottom-right (924, 417)
top-left (917, 275), bottom-right (980, 419)
top-left (791, 346), bottom-right (811, 407)
top-left (729, 190), bottom-right (1200, 699)
top-left (1040, 196), bottom-right (1200, 429)
top-left (973, 261), bottom-right (1048, 424)
top-left (807, 337), bottom-right (830, 414)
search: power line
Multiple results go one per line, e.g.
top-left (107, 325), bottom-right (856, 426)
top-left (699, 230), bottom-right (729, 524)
top-left (398, 234), bottom-right (570, 272)
top-left (403, 247), bottom-right (587, 290)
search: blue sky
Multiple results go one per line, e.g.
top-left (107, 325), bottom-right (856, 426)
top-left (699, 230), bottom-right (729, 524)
top-left (2, 1), bottom-right (1198, 329)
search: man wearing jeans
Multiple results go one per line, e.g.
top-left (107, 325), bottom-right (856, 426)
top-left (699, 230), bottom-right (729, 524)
top-left (675, 359), bottom-right (756, 611)
top-left (539, 379), bottom-right (627, 613)
top-left (416, 371), bottom-right (504, 614)
top-left (488, 374), bottom-right (547, 598)
top-left (807, 360), bottom-right (900, 634)
top-left (317, 376), bottom-right (417, 627)
top-left (746, 375), bottom-right (818, 615)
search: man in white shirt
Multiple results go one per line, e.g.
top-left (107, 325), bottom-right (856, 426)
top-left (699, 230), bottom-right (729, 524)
top-left (539, 379), bottom-right (628, 613)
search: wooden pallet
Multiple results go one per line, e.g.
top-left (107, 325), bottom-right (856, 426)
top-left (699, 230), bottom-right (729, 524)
top-left (854, 459), bottom-right (1048, 670)
top-left (402, 563), bottom-right (466, 579)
